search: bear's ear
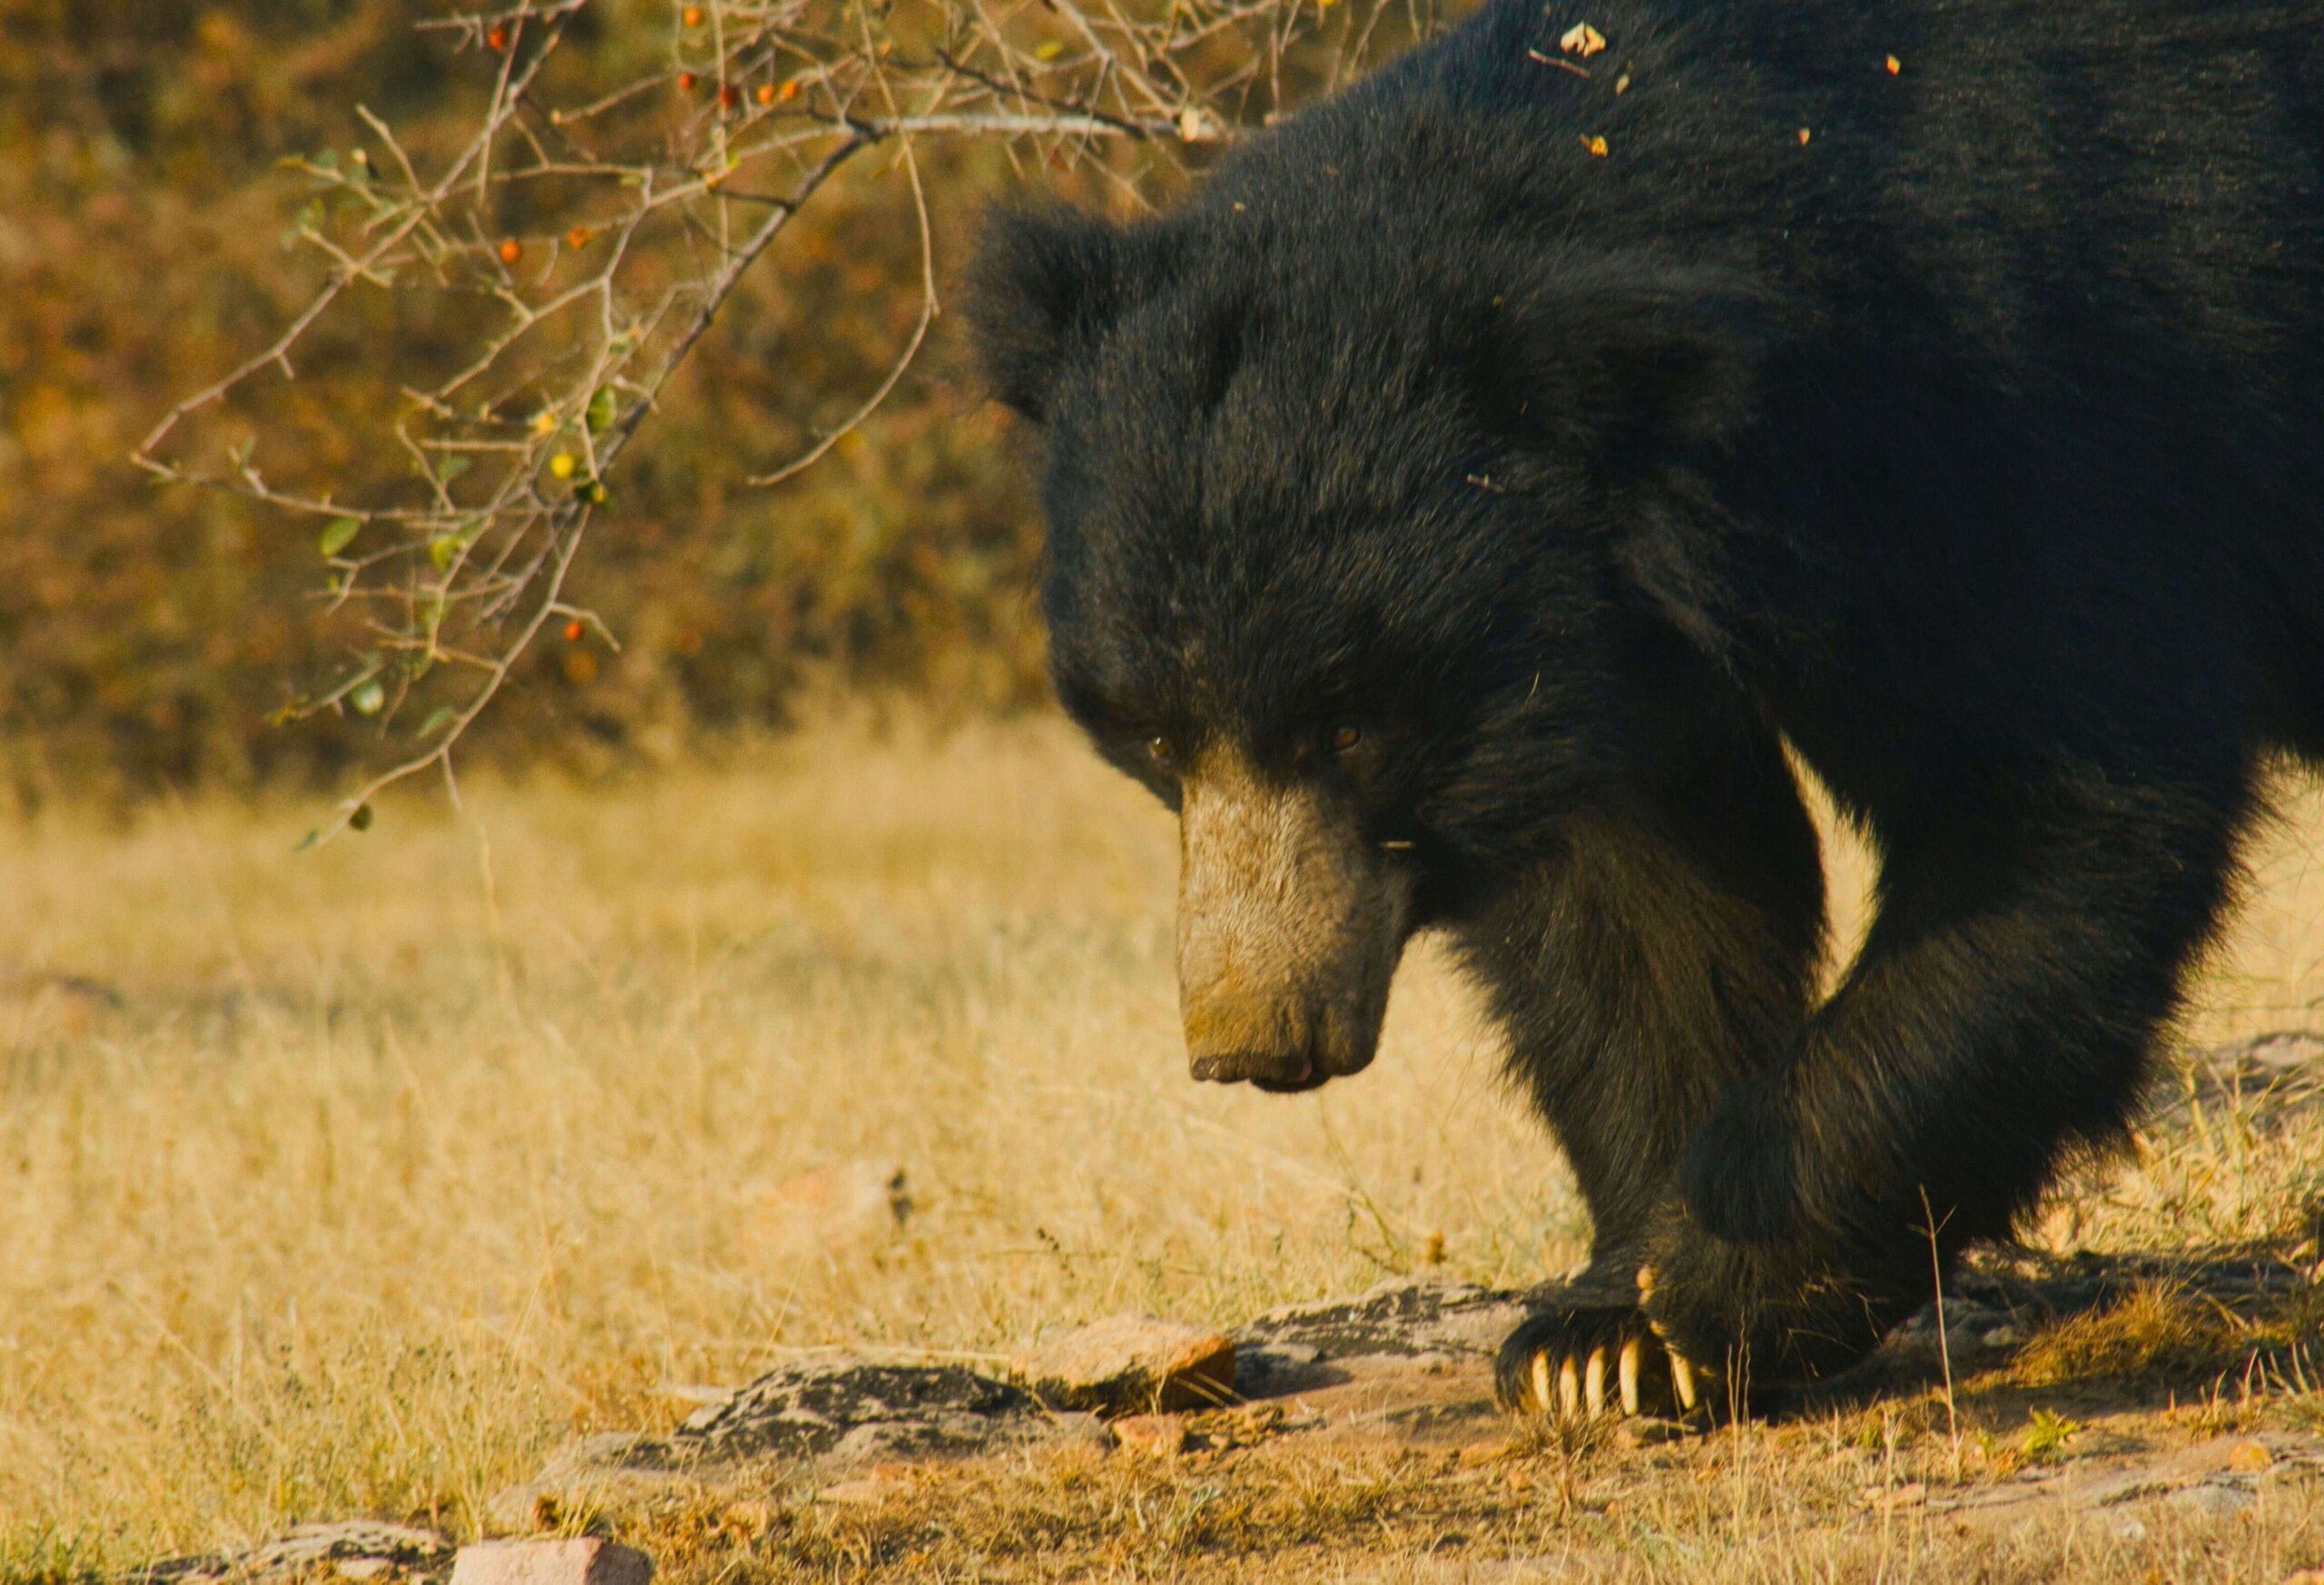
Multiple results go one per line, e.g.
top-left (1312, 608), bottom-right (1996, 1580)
top-left (1483, 261), bottom-right (1768, 477)
top-left (965, 204), bottom-right (1133, 424)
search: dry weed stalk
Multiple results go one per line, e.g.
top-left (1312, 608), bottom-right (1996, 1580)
top-left (131, 0), bottom-right (1405, 839)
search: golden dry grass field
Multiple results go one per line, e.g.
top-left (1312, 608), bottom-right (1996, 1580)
top-left (7, 714), bottom-right (2324, 1581)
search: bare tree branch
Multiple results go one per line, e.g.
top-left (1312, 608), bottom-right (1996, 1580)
top-left (136, 0), bottom-right (1380, 837)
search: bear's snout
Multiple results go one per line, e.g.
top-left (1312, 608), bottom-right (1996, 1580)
top-left (1175, 748), bottom-right (1413, 1091)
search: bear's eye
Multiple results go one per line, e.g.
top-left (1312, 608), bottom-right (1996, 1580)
top-left (1332, 724), bottom-right (1363, 753)
top-left (1147, 734), bottom-right (1177, 771)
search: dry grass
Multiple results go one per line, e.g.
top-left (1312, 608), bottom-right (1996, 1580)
top-left (6, 714), bottom-right (2324, 1580)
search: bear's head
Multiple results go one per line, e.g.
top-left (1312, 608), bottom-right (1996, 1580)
top-left (968, 198), bottom-right (1764, 1092)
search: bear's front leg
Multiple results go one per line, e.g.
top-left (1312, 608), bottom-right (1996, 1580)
top-left (1455, 744), bottom-right (1826, 1421)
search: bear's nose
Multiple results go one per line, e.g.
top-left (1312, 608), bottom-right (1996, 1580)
top-left (1187, 1043), bottom-right (1316, 1089)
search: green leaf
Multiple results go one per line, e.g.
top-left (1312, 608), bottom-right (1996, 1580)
top-left (429, 536), bottom-right (461, 572)
top-left (432, 454), bottom-right (473, 485)
top-left (586, 387), bottom-right (616, 434)
top-left (319, 517), bottom-right (361, 557)
top-left (349, 803), bottom-right (375, 832)
top-left (294, 828), bottom-right (322, 853)
top-left (415, 706), bottom-right (458, 738)
top-left (350, 678), bottom-right (387, 716)
top-left (313, 149), bottom-right (340, 172)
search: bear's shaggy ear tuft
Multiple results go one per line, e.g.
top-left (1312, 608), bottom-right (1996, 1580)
top-left (1482, 261), bottom-right (1770, 477)
top-left (965, 204), bottom-right (1131, 424)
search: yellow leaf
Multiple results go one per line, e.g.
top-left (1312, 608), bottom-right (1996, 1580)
top-left (1580, 133), bottom-right (1609, 157)
top-left (1560, 21), bottom-right (1606, 57)
top-left (1886, 54), bottom-right (1902, 75)
top-left (1034, 39), bottom-right (1062, 61)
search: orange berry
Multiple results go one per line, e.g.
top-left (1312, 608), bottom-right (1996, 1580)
top-left (1886, 53), bottom-right (1902, 74)
top-left (755, 82), bottom-right (776, 105)
top-left (564, 619), bottom-right (585, 643)
top-left (486, 23), bottom-right (509, 51)
top-left (717, 83), bottom-right (739, 109)
top-left (779, 77), bottom-right (800, 102)
top-left (566, 226), bottom-right (592, 250)
top-left (676, 69), bottom-right (697, 91)
top-left (683, 4), bottom-right (704, 24)
top-left (497, 237), bottom-right (522, 264)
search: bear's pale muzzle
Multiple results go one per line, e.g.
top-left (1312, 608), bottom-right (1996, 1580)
top-left (1175, 748), bottom-right (1413, 1091)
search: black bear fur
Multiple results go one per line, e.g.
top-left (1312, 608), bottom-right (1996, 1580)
top-left (967, 0), bottom-right (2324, 1403)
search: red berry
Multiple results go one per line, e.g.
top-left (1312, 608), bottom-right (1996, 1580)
top-left (497, 237), bottom-right (522, 265)
top-left (487, 24), bottom-right (509, 51)
top-left (677, 70), bottom-right (698, 92)
top-left (717, 84), bottom-right (739, 110)
top-left (563, 620), bottom-right (585, 643)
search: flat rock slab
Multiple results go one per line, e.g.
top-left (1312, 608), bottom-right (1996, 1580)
top-left (484, 1363), bottom-right (1051, 1531)
top-left (133, 1522), bottom-right (454, 1584)
top-left (448, 1541), bottom-right (652, 1585)
top-left (668, 1358), bottom-right (1043, 1464)
top-left (1012, 1313), bottom-right (1236, 1413)
top-left (1915, 1428), bottom-right (2324, 1536)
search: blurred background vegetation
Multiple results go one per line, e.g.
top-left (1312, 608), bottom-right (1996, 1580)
top-left (0, 0), bottom-right (1109, 809)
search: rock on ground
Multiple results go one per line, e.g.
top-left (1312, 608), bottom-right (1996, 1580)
top-left (448, 1540), bottom-right (652, 1585)
top-left (1011, 1314), bottom-right (1236, 1413)
top-left (133, 1521), bottom-right (452, 1585)
top-left (739, 1159), bottom-right (910, 1265)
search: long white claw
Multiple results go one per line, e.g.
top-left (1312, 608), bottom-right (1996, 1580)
top-left (1670, 1349), bottom-right (1699, 1412)
top-left (1584, 1346), bottom-right (1609, 1416)
top-left (1558, 1354), bottom-right (1582, 1418)
top-left (1619, 1335), bottom-right (1643, 1416)
top-left (1531, 1349), bottom-right (1554, 1414)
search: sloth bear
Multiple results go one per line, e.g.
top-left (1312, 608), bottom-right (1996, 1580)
top-left (967, 0), bottom-right (2324, 1415)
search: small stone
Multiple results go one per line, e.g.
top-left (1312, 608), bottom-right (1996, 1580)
top-left (1944, 1324), bottom-right (1988, 1356)
top-left (448, 1540), bottom-right (653, 1585)
top-left (1047, 1410), bottom-right (1118, 1450)
top-left (1113, 1413), bottom-right (1191, 1456)
top-left (1457, 1437), bottom-right (1512, 1467)
top-left (1980, 1324), bottom-right (2024, 1349)
top-left (1867, 1482), bottom-right (1927, 1511)
top-left (741, 1160), bottom-right (909, 1265)
top-left (1012, 1314), bottom-right (1236, 1414)
top-left (2113, 1518), bottom-right (2149, 1542)
top-left (337, 1563), bottom-right (391, 1580)
top-left (2228, 1439), bottom-right (2276, 1473)
top-left (2168, 1481), bottom-right (2257, 1519)
top-left (816, 1478), bottom-right (891, 1505)
top-left (1614, 1417), bottom-right (1692, 1448)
